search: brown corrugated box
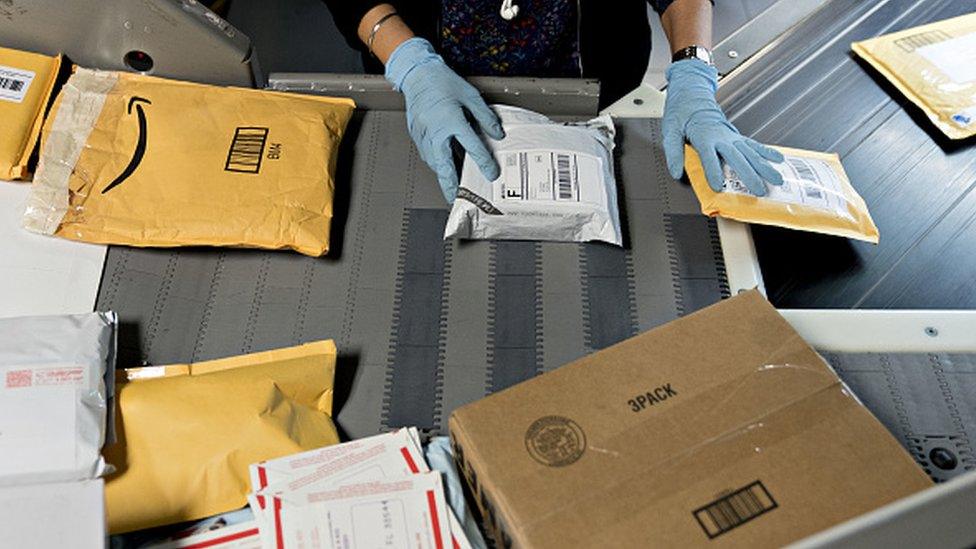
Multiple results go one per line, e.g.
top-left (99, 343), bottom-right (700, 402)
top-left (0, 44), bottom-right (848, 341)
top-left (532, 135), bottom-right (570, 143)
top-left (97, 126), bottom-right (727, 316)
top-left (449, 291), bottom-right (931, 548)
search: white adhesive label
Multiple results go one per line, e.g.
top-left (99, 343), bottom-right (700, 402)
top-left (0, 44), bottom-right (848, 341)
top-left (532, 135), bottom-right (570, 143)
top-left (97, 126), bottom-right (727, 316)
top-left (1, 363), bottom-right (87, 389)
top-left (724, 155), bottom-right (852, 220)
top-left (496, 150), bottom-right (604, 206)
top-left (917, 31), bottom-right (976, 84)
top-left (0, 65), bottom-right (34, 103)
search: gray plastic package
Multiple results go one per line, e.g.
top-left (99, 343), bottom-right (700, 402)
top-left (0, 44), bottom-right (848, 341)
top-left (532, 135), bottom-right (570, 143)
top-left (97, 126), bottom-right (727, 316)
top-left (0, 312), bottom-right (117, 485)
top-left (445, 105), bottom-right (622, 245)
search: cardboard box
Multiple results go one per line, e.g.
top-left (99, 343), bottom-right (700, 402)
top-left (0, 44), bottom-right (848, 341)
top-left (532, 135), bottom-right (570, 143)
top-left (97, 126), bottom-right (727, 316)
top-left (449, 291), bottom-right (931, 548)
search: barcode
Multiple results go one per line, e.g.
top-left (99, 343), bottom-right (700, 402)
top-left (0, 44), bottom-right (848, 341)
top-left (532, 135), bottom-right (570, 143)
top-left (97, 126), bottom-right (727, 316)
top-left (0, 76), bottom-right (24, 92)
top-left (787, 157), bottom-right (817, 182)
top-left (693, 480), bottom-right (777, 539)
top-left (555, 154), bottom-right (573, 200)
top-left (224, 127), bottom-right (269, 174)
top-left (895, 30), bottom-right (950, 52)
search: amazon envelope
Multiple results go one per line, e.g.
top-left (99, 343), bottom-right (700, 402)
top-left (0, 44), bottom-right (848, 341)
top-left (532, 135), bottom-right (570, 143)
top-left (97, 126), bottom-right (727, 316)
top-left (853, 13), bottom-right (976, 140)
top-left (0, 47), bottom-right (62, 180)
top-left (23, 68), bottom-right (355, 256)
top-left (686, 145), bottom-right (879, 243)
top-left (103, 340), bottom-right (341, 534)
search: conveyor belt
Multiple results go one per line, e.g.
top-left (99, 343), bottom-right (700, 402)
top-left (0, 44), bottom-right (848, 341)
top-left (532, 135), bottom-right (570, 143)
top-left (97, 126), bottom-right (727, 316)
top-left (96, 112), bottom-right (729, 438)
top-left (826, 352), bottom-right (976, 483)
top-left (720, 0), bottom-right (976, 309)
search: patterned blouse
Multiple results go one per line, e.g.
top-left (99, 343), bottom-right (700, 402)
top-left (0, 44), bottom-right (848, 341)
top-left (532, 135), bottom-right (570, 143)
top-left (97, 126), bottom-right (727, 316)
top-left (439, 0), bottom-right (583, 77)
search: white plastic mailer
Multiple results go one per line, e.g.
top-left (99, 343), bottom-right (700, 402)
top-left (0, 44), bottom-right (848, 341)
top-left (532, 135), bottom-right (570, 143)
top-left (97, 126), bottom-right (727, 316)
top-left (0, 312), bottom-right (117, 485)
top-left (446, 105), bottom-right (622, 245)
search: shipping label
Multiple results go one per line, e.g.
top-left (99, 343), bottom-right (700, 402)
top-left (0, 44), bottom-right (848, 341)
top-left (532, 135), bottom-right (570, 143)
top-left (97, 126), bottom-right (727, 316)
top-left (0, 64), bottom-right (34, 103)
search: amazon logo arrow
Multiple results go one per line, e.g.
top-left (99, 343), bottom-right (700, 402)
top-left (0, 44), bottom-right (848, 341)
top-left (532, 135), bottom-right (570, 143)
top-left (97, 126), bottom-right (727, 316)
top-left (101, 96), bottom-right (151, 194)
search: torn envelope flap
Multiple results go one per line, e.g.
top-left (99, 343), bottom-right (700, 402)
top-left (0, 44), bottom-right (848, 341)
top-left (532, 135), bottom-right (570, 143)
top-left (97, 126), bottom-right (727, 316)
top-left (449, 291), bottom-right (931, 547)
top-left (272, 473), bottom-right (453, 549)
top-left (249, 428), bottom-right (424, 496)
top-left (445, 105), bottom-right (622, 245)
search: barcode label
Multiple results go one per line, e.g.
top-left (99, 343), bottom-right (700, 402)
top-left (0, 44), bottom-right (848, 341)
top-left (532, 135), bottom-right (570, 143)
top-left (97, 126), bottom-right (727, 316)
top-left (224, 127), bottom-right (269, 173)
top-left (498, 150), bottom-right (583, 203)
top-left (804, 185), bottom-right (823, 199)
top-left (556, 154), bottom-right (573, 199)
top-left (693, 480), bottom-right (777, 539)
top-left (895, 30), bottom-right (950, 52)
top-left (0, 64), bottom-right (35, 103)
top-left (723, 153), bottom-right (853, 219)
top-left (787, 158), bottom-right (817, 182)
top-left (786, 158), bottom-right (828, 200)
top-left (0, 76), bottom-right (24, 92)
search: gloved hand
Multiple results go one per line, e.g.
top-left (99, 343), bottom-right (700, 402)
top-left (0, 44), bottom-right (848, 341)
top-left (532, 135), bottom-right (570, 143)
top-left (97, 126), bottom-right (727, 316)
top-left (386, 37), bottom-right (505, 203)
top-left (662, 59), bottom-right (784, 196)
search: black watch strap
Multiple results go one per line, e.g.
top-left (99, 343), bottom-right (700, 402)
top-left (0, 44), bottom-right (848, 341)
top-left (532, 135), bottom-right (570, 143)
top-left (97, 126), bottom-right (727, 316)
top-left (672, 45), bottom-right (715, 66)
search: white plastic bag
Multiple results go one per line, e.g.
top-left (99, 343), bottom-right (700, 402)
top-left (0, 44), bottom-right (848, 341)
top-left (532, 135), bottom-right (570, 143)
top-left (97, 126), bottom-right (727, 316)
top-left (445, 105), bottom-right (622, 245)
top-left (0, 312), bottom-right (117, 486)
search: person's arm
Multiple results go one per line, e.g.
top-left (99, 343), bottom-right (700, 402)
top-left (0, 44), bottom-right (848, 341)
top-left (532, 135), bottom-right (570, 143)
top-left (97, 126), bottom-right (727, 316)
top-left (355, 4), bottom-right (413, 63)
top-left (321, 0), bottom-right (387, 50)
top-left (320, 2), bottom-right (503, 203)
top-left (655, 0), bottom-right (784, 195)
top-left (659, 0), bottom-right (712, 52)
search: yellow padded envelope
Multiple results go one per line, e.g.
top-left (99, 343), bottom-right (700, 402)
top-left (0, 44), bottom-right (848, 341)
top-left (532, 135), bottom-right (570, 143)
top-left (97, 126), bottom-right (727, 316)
top-left (686, 145), bottom-right (879, 243)
top-left (0, 47), bottom-right (61, 180)
top-left (853, 13), bottom-right (976, 140)
top-left (24, 68), bottom-right (355, 255)
top-left (104, 340), bottom-right (341, 533)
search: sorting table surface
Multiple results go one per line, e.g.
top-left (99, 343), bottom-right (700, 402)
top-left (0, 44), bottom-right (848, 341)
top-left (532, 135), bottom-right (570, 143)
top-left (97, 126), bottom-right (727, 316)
top-left (96, 114), bottom-right (728, 438)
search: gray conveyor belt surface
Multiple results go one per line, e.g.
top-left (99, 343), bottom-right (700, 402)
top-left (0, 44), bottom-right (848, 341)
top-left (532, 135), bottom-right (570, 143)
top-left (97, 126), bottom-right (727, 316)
top-left (825, 352), bottom-right (975, 483)
top-left (720, 0), bottom-right (976, 309)
top-left (96, 112), bottom-right (730, 438)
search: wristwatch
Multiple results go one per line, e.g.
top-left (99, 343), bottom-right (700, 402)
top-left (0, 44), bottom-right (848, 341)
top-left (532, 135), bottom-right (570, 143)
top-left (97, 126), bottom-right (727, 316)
top-left (672, 45), bottom-right (715, 66)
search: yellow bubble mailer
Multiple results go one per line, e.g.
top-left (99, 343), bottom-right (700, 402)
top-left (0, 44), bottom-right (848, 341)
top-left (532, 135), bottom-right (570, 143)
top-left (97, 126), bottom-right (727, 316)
top-left (853, 13), bottom-right (976, 140)
top-left (104, 340), bottom-right (341, 533)
top-left (0, 47), bottom-right (62, 180)
top-left (24, 68), bottom-right (355, 255)
top-left (686, 145), bottom-right (879, 243)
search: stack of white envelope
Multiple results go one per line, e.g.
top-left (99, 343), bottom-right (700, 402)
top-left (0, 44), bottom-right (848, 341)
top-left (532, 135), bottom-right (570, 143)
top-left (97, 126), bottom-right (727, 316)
top-left (155, 428), bottom-right (472, 549)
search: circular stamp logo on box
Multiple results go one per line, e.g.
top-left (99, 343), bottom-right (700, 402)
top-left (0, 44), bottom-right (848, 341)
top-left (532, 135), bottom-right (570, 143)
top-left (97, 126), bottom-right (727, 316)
top-left (525, 416), bottom-right (586, 467)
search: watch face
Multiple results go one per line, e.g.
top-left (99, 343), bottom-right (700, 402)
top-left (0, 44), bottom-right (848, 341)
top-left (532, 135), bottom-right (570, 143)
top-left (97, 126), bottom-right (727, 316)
top-left (675, 46), bottom-right (714, 66)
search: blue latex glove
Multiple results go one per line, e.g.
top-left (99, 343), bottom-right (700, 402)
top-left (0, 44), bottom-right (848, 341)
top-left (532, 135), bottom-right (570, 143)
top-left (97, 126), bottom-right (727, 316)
top-left (386, 38), bottom-right (505, 203)
top-left (663, 59), bottom-right (784, 196)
